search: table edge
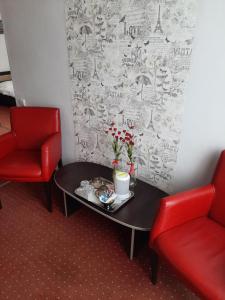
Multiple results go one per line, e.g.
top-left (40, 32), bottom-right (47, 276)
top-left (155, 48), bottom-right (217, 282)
top-left (54, 173), bottom-right (151, 232)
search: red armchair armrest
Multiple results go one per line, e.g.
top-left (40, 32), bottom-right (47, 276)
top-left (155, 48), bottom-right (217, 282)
top-left (41, 132), bottom-right (61, 181)
top-left (150, 184), bottom-right (215, 246)
top-left (0, 132), bottom-right (16, 159)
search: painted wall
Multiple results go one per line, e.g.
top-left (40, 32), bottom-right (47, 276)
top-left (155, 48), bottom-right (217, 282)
top-left (0, 0), bottom-right (75, 163)
top-left (65, 0), bottom-right (198, 191)
top-left (1, 0), bottom-right (225, 193)
top-left (172, 0), bottom-right (225, 192)
top-left (0, 14), bottom-right (10, 72)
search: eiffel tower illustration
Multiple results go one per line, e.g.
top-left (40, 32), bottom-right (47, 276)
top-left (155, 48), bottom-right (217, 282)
top-left (92, 58), bottom-right (99, 80)
top-left (147, 110), bottom-right (155, 131)
top-left (154, 5), bottom-right (163, 34)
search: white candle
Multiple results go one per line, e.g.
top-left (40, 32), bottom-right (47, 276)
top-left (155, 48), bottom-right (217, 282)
top-left (114, 170), bottom-right (130, 201)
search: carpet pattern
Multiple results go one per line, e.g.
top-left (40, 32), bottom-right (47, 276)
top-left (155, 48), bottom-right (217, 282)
top-left (0, 183), bottom-right (199, 300)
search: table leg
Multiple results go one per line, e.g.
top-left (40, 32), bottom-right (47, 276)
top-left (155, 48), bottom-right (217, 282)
top-left (130, 228), bottom-right (135, 260)
top-left (63, 192), bottom-right (68, 217)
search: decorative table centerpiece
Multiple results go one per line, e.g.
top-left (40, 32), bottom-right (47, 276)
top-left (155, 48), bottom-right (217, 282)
top-left (105, 122), bottom-right (123, 176)
top-left (74, 121), bottom-right (140, 212)
top-left (105, 122), bottom-right (137, 188)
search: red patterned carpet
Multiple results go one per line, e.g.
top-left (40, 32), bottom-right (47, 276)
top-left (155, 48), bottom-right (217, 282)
top-left (0, 183), bottom-right (198, 300)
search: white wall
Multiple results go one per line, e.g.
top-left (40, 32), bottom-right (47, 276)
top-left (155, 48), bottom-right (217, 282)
top-left (172, 0), bottom-right (225, 192)
top-left (0, 13), bottom-right (10, 72)
top-left (0, 0), bottom-right (75, 163)
top-left (0, 33), bottom-right (10, 71)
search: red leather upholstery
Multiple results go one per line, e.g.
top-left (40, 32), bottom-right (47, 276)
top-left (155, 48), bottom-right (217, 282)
top-left (41, 132), bottom-right (61, 181)
top-left (0, 107), bottom-right (61, 183)
top-left (10, 107), bottom-right (60, 150)
top-left (155, 218), bottom-right (225, 300)
top-left (150, 151), bottom-right (225, 299)
top-left (0, 150), bottom-right (41, 179)
top-left (150, 184), bottom-right (215, 245)
top-left (0, 132), bottom-right (16, 159)
top-left (210, 150), bottom-right (225, 227)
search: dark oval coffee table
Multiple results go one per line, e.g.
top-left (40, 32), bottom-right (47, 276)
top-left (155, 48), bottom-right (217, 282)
top-left (55, 162), bottom-right (167, 259)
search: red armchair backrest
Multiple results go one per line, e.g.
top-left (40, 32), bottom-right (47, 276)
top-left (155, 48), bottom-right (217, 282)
top-left (210, 150), bottom-right (225, 227)
top-left (10, 107), bottom-right (61, 150)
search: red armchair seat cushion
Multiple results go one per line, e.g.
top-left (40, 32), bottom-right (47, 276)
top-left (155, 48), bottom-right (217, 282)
top-left (0, 150), bottom-right (42, 178)
top-left (155, 217), bottom-right (225, 300)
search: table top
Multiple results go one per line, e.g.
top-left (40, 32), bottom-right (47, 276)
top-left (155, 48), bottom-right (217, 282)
top-left (54, 162), bottom-right (168, 231)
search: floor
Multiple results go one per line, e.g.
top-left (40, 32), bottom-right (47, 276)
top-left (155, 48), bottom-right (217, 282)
top-left (0, 106), bottom-right (10, 135)
top-left (0, 182), bottom-right (199, 300)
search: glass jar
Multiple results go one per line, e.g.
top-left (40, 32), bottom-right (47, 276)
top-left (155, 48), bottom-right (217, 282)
top-left (128, 162), bottom-right (136, 189)
top-left (112, 159), bottom-right (121, 181)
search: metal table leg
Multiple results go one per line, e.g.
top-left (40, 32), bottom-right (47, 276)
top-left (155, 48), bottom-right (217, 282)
top-left (63, 192), bottom-right (68, 217)
top-left (130, 228), bottom-right (135, 260)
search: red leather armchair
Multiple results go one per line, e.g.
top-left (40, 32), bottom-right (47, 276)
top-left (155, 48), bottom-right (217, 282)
top-left (149, 150), bottom-right (225, 300)
top-left (0, 107), bottom-right (62, 211)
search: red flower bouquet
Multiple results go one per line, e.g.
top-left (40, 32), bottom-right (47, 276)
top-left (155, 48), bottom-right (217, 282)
top-left (105, 122), bottom-right (123, 170)
top-left (105, 122), bottom-right (137, 187)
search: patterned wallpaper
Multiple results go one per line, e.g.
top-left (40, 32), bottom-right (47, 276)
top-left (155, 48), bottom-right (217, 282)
top-left (65, 0), bottom-right (198, 191)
